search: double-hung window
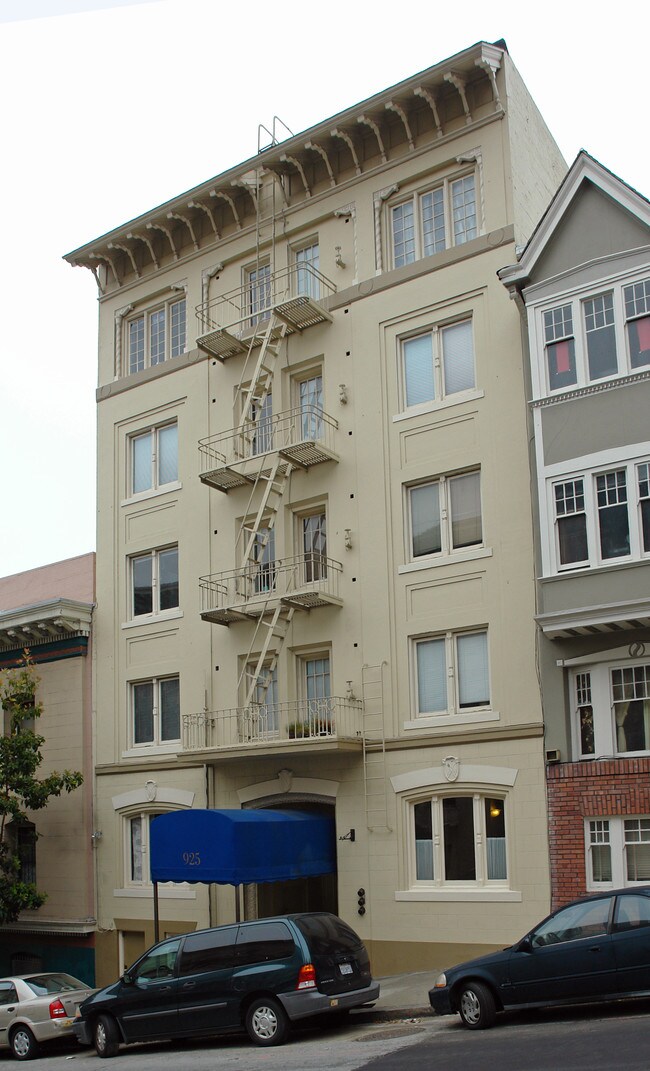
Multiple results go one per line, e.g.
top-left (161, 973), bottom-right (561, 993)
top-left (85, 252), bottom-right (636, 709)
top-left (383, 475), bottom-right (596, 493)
top-left (552, 458), bottom-right (650, 570)
top-left (132, 676), bottom-right (180, 746)
top-left (247, 262), bottom-right (271, 325)
top-left (295, 242), bottom-right (320, 299)
top-left (586, 819), bottom-right (650, 889)
top-left (244, 664), bottom-right (278, 738)
top-left (302, 511), bottom-right (327, 582)
top-left (415, 630), bottom-right (489, 717)
top-left (401, 319), bottom-right (475, 409)
top-left (391, 172), bottom-right (477, 268)
top-left (131, 422), bottom-right (178, 496)
top-left (539, 276), bottom-right (650, 394)
top-left (413, 794), bottom-right (507, 886)
top-left (132, 546), bottom-right (179, 618)
top-left (127, 297), bottom-right (186, 374)
top-left (298, 372), bottom-right (324, 440)
top-left (572, 660), bottom-right (650, 758)
top-left (409, 471), bottom-right (482, 560)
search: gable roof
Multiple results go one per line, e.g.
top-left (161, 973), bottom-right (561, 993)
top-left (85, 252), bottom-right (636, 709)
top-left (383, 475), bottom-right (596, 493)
top-left (498, 150), bottom-right (650, 290)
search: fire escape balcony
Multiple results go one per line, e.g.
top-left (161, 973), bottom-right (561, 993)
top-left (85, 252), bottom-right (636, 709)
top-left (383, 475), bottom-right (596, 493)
top-left (198, 406), bottom-right (339, 492)
top-left (196, 265), bottom-right (336, 360)
top-left (199, 555), bottom-right (343, 625)
top-left (181, 696), bottom-right (363, 756)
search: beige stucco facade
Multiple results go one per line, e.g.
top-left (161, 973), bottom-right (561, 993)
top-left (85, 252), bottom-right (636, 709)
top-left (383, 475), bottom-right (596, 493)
top-left (67, 42), bottom-right (567, 984)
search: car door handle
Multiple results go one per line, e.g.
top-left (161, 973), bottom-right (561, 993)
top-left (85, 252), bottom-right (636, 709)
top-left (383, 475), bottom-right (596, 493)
top-left (159, 985), bottom-right (172, 992)
top-left (588, 946), bottom-right (601, 952)
top-left (182, 982), bottom-right (196, 989)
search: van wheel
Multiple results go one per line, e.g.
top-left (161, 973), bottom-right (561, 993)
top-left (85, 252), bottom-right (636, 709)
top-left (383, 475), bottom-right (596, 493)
top-left (10, 1025), bottom-right (39, 1061)
top-left (458, 981), bottom-right (496, 1029)
top-left (94, 1014), bottom-right (120, 1058)
top-left (245, 997), bottom-right (290, 1046)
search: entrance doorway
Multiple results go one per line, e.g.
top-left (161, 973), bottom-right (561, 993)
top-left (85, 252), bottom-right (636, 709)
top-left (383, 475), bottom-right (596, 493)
top-left (254, 801), bottom-right (337, 917)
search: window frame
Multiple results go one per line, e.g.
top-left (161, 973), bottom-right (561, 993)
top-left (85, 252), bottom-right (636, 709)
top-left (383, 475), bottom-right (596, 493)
top-left (126, 295), bottom-right (187, 375)
top-left (551, 457), bottom-right (650, 572)
top-left (293, 239), bottom-right (320, 299)
top-left (571, 656), bottom-right (650, 759)
top-left (130, 675), bottom-right (181, 748)
top-left (409, 791), bottom-right (509, 890)
top-left (245, 260), bottom-right (271, 325)
top-left (130, 545), bottom-right (179, 620)
top-left (399, 317), bottom-right (476, 412)
top-left (129, 420), bottom-right (179, 500)
top-left (413, 629), bottom-right (490, 720)
top-left (585, 816), bottom-right (650, 890)
top-left (535, 272), bottom-right (650, 397)
top-left (388, 169), bottom-right (479, 269)
top-left (406, 469), bottom-right (483, 563)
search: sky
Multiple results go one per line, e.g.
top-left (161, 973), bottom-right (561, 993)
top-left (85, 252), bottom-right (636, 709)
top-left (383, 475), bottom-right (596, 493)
top-left (0, 0), bottom-right (648, 578)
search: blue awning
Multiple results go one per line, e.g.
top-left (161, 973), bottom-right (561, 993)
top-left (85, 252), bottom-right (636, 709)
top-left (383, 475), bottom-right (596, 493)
top-left (150, 809), bottom-right (336, 885)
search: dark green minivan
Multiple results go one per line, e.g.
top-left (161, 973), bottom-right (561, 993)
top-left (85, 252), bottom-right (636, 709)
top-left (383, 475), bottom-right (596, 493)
top-left (74, 912), bottom-right (379, 1055)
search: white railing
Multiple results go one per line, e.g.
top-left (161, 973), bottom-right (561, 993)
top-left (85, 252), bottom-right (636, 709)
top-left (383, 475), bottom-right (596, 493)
top-left (182, 696), bottom-right (363, 751)
top-left (200, 554), bottom-right (342, 614)
top-left (198, 405), bottom-right (338, 474)
top-left (195, 264), bottom-right (336, 336)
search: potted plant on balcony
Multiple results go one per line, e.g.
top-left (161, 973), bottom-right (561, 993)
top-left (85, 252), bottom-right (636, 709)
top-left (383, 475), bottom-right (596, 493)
top-left (287, 721), bottom-right (310, 739)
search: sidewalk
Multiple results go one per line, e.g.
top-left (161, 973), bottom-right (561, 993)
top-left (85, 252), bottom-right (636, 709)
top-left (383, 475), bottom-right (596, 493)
top-left (350, 971), bottom-right (436, 1022)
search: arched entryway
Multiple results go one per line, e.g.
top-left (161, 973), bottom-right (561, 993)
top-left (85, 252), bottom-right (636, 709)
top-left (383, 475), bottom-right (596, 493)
top-left (250, 799), bottom-right (338, 917)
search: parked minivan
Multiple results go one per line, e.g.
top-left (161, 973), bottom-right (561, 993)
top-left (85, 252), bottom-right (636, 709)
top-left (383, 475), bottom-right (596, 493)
top-left (74, 912), bottom-right (379, 1055)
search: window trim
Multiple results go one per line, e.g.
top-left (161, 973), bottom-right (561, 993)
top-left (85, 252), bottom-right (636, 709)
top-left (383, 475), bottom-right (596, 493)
top-left (126, 420), bottom-right (180, 503)
top-left (405, 469), bottom-right (483, 564)
top-left (571, 656), bottom-right (650, 760)
top-left (387, 168), bottom-right (479, 269)
top-left (411, 628), bottom-right (491, 722)
top-left (130, 675), bottom-right (181, 749)
top-left (585, 816), bottom-right (650, 891)
top-left (130, 545), bottom-right (179, 621)
top-left (533, 271), bottom-right (650, 398)
top-left (125, 294), bottom-right (187, 375)
top-left (398, 316), bottom-right (476, 413)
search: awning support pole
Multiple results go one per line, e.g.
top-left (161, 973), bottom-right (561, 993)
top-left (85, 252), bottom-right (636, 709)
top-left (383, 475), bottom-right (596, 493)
top-left (153, 881), bottom-right (160, 943)
top-left (235, 883), bottom-right (241, 922)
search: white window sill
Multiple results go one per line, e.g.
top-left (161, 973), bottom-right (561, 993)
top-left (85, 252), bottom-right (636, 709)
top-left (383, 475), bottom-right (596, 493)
top-left (393, 389), bottom-right (484, 423)
top-left (121, 482), bottom-right (182, 507)
top-left (404, 709), bottom-right (500, 730)
top-left (399, 548), bottom-right (492, 574)
top-left (121, 744), bottom-right (181, 759)
top-left (114, 886), bottom-right (196, 900)
top-left (396, 888), bottom-right (522, 903)
top-left (122, 610), bottom-right (184, 630)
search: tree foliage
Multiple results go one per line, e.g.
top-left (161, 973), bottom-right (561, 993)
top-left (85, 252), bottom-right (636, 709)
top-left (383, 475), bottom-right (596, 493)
top-left (0, 654), bottom-right (84, 924)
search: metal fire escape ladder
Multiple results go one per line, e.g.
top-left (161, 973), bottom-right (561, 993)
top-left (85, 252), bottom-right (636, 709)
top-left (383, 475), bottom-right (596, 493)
top-left (237, 316), bottom-right (289, 456)
top-left (362, 662), bottom-right (392, 832)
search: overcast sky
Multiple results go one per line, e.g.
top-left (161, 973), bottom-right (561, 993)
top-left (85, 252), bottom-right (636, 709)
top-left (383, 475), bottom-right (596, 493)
top-left (0, 0), bottom-right (648, 578)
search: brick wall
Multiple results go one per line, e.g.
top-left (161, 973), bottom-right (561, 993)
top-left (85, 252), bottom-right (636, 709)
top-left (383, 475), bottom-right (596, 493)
top-left (546, 758), bottom-right (650, 908)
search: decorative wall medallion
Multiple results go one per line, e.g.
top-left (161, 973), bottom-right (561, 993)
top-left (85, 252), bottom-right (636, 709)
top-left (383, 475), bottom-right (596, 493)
top-left (442, 756), bottom-right (460, 782)
top-left (277, 769), bottom-right (293, 794)
top-left (145, 779), bottom-right (157, 802)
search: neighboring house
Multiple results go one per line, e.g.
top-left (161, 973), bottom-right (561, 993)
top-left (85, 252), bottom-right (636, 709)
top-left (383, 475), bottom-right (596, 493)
top-left (65, 39), bottom-right (567, 983)
top-left (499, 152), bottom-right (650, 908)
top-left (0, 554), bottom-right (96, 983)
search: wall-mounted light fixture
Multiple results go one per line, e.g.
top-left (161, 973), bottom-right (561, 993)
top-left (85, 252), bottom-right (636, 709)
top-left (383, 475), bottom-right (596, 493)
top-left (339, 829), bottom-right (355, 842)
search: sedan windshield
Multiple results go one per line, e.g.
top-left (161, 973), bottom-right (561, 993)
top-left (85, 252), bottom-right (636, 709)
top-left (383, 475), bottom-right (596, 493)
top-left (23, 974), bottom-right (86, 996)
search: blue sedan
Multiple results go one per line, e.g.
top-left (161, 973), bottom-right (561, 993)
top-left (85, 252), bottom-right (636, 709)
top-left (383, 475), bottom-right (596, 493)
top-left (429, 886), bottom-right (650, 1029)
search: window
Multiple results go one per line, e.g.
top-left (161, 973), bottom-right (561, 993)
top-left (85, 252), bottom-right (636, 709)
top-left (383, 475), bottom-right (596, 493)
top-left (301, 653), bottom-right (333, 735)
top-left (408, 471), bottom-right (482, 560)
top-left (295, 242), bottom-right (320, 299)
top-left (131, 937), bottom-right (181, 980)
top-left (132, 546), bottom-right (179, 617)
top-left (129, 812), bottom-right (162, 885)
top-left (531, 896), bottom-right (611, 946)
top-left (247, 262), bottom-right (271, 325)
top-left (586, 818), bottom-right (650, 889)
top-left (572, 660), bottom-right (650, 758)
top-left (250, 392), bottom-right (273, 455)
top-left (10, 822), bottom-right (36, 884)
top-left (132, 676), bottom-right (180, 746)
top-left (412, 794), bottom-right (507, 886)
top-left (390, 172), bottom-right (477, 268)
top-left (179, 927), bottom-right (238, 974)
top-left (539, 276), bottom-right (650, 394)
top-left (298, 372), bottom-right (323, 440)
top-left (131, 422), bottom-right (178, 496)
top-left (252, 528), bottom-right (276, 594)
top-left (244, 664), bottom-right (278, 737)
top-left (302, 511), bottom-right (327, 582)
top-left (415, 630), bottom-right (489, 717)
top-left (127, 297), bottom-right (186, 374)
top-left (401, 319), bottom-right (475, 409)
top-left (552, 459), bottom-right (650, 570)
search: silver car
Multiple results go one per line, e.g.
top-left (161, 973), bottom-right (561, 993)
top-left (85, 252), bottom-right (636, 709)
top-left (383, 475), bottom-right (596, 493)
top-left (0, 973), bottom-right (95, 1060)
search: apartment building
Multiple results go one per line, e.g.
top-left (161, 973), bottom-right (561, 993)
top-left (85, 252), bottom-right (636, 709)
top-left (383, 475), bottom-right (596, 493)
top-left (500, 153), bottom-right (650, 909)
top-left (0, 554), bottom-right (95, 982)
top-left (66, 40), bottom-right (566, 982)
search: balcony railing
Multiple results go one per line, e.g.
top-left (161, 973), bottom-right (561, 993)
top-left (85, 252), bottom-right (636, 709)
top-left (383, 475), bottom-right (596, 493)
top-left (198, 405), bottom-right (339, 491)
top-left (195, 265), bottom-right (336, 359)
top-left (182, 696), bottom-right (363, 752)
top-left (200, 554), bottom-right (343, 623)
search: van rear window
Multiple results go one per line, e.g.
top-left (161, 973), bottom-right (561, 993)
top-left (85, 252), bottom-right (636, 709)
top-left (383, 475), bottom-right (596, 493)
top-left (295, 915), bottom-right (361, 955)
top-left (236, 922), bottom-right (295, 965)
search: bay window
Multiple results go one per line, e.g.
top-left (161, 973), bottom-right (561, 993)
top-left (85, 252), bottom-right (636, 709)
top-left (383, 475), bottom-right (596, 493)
top-left (586, 818), bottom-right (650, 889)
top-left (572, 660), bottom-right (650, 758)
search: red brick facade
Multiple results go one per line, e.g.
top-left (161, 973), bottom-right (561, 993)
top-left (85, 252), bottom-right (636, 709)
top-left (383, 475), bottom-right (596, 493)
top-left (546, 758), bottom-right (650, 909)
